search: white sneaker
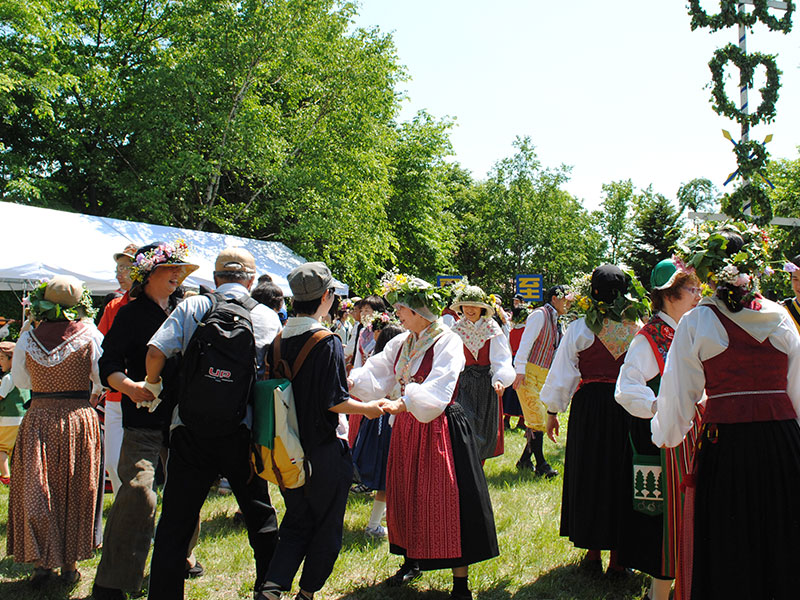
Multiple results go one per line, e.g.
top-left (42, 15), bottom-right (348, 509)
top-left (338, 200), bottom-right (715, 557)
top-left (365, 525), bottom-right (387, 538)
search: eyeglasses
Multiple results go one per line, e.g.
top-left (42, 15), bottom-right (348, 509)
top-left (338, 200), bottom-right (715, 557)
top-left (682, 286), bottom-right (702, 296)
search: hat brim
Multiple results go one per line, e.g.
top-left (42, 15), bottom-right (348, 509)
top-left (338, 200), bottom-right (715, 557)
top-left (152, 262), bottom-right (199, 286)
top-left (451, 300), bottom-right (495, 318)
top-left (652, 269), bottom-right (681, 291)
top-left (113, 252), bottom-right (136, 261)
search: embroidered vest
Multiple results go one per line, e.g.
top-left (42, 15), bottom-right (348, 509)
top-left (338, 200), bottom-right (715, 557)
top-left (637, 314), bottom-right (675, 393)
top-left (527, 305), bottom-right (560, 369)
top-left (702, 305), bottom-right (796, 423)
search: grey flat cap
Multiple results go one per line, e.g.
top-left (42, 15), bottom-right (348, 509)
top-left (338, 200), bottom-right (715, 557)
top-left (288, 262), bottom-right (333, 301)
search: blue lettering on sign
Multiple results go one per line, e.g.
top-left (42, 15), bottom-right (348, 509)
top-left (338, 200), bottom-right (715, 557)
top-left (516, 274), bottom-right (543, 302)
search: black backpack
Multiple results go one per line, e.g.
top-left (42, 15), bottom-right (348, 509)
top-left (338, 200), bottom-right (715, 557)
top-left (178, 292), bottom-right (259, 437)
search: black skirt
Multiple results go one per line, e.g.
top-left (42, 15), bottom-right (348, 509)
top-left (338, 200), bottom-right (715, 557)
top-left (502, 386), bottom-right (523, 416)
top-left (560, 382), bottom-right (630, 550)
top-left (617, 415), bottom-right (669, 578)
top-left (390, 403), bottom-right (499, 570)
top-left (455, 365), bottom-right (498, 461)
top-left (691, 419), bottom-right (800, 600)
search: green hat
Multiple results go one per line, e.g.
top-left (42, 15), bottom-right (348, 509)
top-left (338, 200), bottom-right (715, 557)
top-left (650, 259), bottom-right (678, 290)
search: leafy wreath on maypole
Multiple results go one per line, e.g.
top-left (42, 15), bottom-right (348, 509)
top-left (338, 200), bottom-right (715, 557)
top-left (688, 2), bottom-right (793, 225)
top-left (688, 0), bottom-right (794, 33)
top-left (709, 45), bottom-right (781, 127)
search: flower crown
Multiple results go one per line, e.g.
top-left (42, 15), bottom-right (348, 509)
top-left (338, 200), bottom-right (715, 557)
top-left (28, 281), bottom-right (97, 323)
top-left (379, 270), bottom-right (450, 316)
top-left (566, 270), bottom-right (651, 334)
top-left (371, 311), bottom-right (401, 332)
top-left (130, 239), bottom-right (190, 283)
top-left (339, 298), bottom-right (355, 312)
top-left (452, 283), bottom-right (491, 307)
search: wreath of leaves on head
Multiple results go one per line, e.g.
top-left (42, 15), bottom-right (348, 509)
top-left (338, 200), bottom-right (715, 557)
top-left (28, 281), bottom-right (97, 323)
top-left (721, 184), bottom-right (774, 226)
top-left (709, 45), bottom-right (781, 127)
top-left (688, 0), bottom-right (794, 33)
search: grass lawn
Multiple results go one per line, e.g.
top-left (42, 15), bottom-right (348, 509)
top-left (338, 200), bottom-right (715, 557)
top-left (0, 426), bottom-right (650, 599)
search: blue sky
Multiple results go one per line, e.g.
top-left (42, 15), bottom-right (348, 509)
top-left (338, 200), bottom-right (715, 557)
top-left (353, 1), bottom-right (800, 211)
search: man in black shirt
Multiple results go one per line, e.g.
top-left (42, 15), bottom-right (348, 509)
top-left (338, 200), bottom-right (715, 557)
top-left (256, 262), bottom-right (383, 600)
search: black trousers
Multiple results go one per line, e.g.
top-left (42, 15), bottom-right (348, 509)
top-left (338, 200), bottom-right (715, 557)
top-left (148, 425), bottom-right (278, 600)
top-left (266, 438), bottom-right (353, 593)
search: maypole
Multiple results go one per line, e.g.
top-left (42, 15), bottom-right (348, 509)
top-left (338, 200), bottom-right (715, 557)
top-left (687, 0), bottom-right (794, 226)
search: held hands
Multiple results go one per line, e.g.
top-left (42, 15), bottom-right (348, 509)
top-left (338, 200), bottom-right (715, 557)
top-left (132, 377), bottom-right (163, 413)
top-left (546, 413), bottom-right (560, 444)
top-left (126, 380), bottom-right (156, 404)
top-left (361, 400), bottom-right (384, 420)
top-left (493, 381), bottom-right (505, 395)
top-left (512, 373), bottom-right (525, 391)
top-left (377, 398), bottom-right (406, 415)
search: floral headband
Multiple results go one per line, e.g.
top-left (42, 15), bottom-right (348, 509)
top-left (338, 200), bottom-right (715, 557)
top-left (130, 239), bottom-right (191, 283)
top-left (371, 311), bottom-right (401, 332)
top-left (566, 269), bottom-right (650, 334)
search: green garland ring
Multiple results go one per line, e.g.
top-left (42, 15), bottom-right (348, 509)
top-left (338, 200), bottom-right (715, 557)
top-left (689, 0), bottom-right (794, 33)
top-left (709, 44), bottom-right (781, 127)
top-left (721, 184), bottom-right (774, 227)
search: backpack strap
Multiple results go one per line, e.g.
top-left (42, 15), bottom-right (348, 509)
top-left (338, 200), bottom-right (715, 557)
top-left (292, 329), bottom-right (334, 377)
top-left (270, 328), bottom-right (333, 380)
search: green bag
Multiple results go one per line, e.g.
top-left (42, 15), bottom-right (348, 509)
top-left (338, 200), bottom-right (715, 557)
top-left (631, 434), bottom-right (664, 516)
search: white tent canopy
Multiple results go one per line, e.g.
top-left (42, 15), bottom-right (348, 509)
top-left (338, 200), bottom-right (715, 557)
top-left (0, 202), bottom-right (348, 296)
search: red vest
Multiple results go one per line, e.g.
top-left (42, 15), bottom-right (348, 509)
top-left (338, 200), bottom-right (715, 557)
top-left (702, 305), bottom-right (795, 423)
top-left (464, 340), bottom-right (491, 367)
top-left (578, 336), bottom-right (627, 385)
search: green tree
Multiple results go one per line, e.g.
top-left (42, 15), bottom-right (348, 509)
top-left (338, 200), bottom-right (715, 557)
top-left (384, 111), bottom-right (459, 282)
top-left (677, 177), bottom-right (718, 214)
top-left (452, 137), bottom-right (602, 298)
top-left (596, 179), bottom-right (634, 264)
top-left (628, 188), bottom-right (683, 285)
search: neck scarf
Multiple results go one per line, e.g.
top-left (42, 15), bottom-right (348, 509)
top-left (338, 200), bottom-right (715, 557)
top-left (358, 325), bottom-right (376, 359)
top-left (451, 316), bottom-right (502, 359)
top-left (395, 319), bottom-right (446, 384)
top-left (596, 318), bottom-right (641, 359)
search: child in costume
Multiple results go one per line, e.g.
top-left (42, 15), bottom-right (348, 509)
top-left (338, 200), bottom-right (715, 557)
top-left (0, 341), bottom-right (29, 485)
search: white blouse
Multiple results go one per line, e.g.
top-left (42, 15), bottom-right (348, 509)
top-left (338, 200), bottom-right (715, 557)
top-left (487, 334), bottom-right (516, 388)
top-left (615, 311), bottom-right (678, 419)
top-left (652, 299), bottom-right (800, 448)
top-left (539, 318), bottom-right (596, 414)
top-left (349, 329), bottom-right (466, 424)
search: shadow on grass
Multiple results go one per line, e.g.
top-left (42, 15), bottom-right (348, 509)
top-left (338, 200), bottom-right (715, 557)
top-left (332, 564), bottom-right (648, 600)
top-left (0, 575), bottom-right (92, 600)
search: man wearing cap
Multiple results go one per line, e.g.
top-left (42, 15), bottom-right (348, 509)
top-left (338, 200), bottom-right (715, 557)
top-left (256, 262), bottom-right (383, 600)
top-left (144, 248), bottom-right (281, 600)
top-left (97, 243), bottom-right (137, 494)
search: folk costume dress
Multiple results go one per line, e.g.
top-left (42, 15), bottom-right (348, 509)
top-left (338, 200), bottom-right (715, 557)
top-left (514, 304), bottom-right (562, 432)
top-left (615, 312), bottom-right (704, 592)
top-left (350, 323), bottom-right (499, 569)
top-left (451, 316), bottom-right (515, 460)
top-left (540, 316), bottom-right (639, 550)
top-left (8, 319), bottom-right (103, 568)
top-left (652, 296), bottom-right (800, 600)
